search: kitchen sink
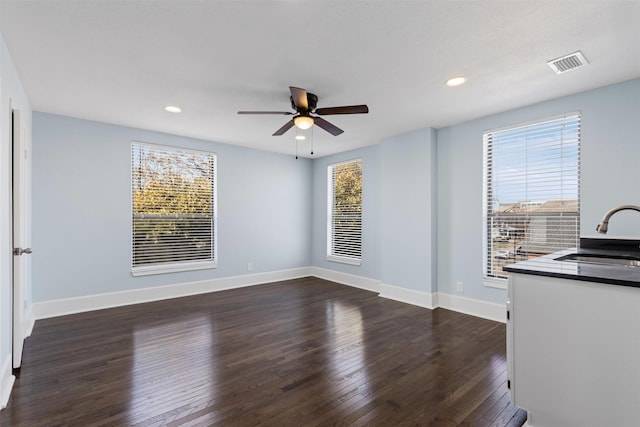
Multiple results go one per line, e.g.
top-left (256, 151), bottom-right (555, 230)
top-left (555, 253), bottom-right (640, 267)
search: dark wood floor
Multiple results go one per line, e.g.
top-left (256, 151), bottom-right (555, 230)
top-left (1, 277), bottom-right (526, 426)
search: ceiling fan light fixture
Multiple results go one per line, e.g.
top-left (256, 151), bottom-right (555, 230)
top-left (445, 76), bottom-right (467, 87)
top-left (294, 115), bottom-right (314, 130)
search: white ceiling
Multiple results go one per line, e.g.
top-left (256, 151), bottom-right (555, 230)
top-left (1, 0), bottom-right (639, 157)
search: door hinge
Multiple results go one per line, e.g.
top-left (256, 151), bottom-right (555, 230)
top-left (507, 310), bottom-right (510, 320)
top-left (507, 380), bottom-right (511, 389)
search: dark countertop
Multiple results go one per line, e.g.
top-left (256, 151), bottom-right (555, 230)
top-left (503, 238), bottom-right (640, 288)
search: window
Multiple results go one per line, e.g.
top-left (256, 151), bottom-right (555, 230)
top-left (131, 142), bottom-right (216, 276)
top-left (483, 113), bottom-right (580, 281)
top-left (327, 159), bottom-right (362, 265)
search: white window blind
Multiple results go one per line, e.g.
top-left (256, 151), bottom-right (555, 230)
top-left (483, 113), bottom-right (580, 280)
top-left (327, 159), bottom-right (362, 265)
top-left (131, 142), bottom-right (216, 275)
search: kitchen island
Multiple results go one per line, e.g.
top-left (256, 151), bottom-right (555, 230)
top-left (503, 238), bottom-right (640, 427)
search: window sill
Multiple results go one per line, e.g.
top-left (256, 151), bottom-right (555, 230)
top-left (132, 261), bottom-right (217, 277)
top-left (327, 255), bottom-right (361, 266)
top-left (483, 277), bottom-right (507, 290)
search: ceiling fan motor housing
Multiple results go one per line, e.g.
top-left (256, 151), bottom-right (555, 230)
top-left (290, 92), bottom-right (318, 111)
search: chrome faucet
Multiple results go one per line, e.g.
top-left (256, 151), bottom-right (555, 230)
top-left (596, 205), bottom-right (640, 234)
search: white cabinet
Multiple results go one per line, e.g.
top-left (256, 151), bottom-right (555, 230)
top-left (507, 273), bottom-right (640, 427)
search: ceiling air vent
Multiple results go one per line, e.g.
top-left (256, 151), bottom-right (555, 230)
top-left (547, 51), bottom-right (589, 74)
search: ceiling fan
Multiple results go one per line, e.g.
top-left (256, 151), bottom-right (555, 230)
top-left (238, 86), bottom-right (369, 136)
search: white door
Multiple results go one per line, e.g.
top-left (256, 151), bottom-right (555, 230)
top-left (12, 107), bottom-right (29, 369)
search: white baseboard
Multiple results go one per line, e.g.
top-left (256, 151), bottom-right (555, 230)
top-left (0, 357), bottom-right (15, 409)
top-left (310, 270), bottom-right (505, 323)
top-left (310, 266), bottom-right (380, 293)
top-left (379, 283), bottom-right (436, 309)
top-left (30, 266), bottom-right (505, 325)
top-left (437, 292), bottom-right (506, 323)
top-left (32, 267), bottom-right (312, 320)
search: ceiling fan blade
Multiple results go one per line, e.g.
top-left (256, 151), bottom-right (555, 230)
top-left (289, 86), bottom-right (308, 110)
top-left (313, 116), bottom-right (344, 136)
top-left (238, 111), bottom-right (292, 115)
top-left (273, 119), bottom-right (295, 136)
top-left (315, 105), bottom-right (369, 115)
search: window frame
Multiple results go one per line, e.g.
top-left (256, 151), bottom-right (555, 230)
top-left (327, 158), bottom-right (363, 266)
top-left (482, 113), bottom-right (581, 286)
top-left (130, 141), bottom-right (217, 276)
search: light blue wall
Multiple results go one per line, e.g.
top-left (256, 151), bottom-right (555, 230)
top-left (437, 78), bottom-right (640, 304)
top-left (0, 34), bottom-right (32, 381)
top-left (380, 128), bottom-right (437, 292)
top-left (311, 145), bottom-right (380, 280)
top-left (310, 127), bottom-right (438, 296)
top-left (32, 113), bottom-right (312, 302)
top-left (579, 80), bottom-right (640, 237)
top-left (27, 75), bottom-right (640, 312)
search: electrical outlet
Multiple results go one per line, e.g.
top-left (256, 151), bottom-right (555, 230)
top-left (456, 281), bottom-right (464, 292)
top-left (247, 262), bottom-right (253, 271)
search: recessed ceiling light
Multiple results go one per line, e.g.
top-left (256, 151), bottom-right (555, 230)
top-left (164, 105), bottom-right (182, 113)
top-left (295, 135), bottom-right (306, 140)
top-left (446, 76), bottom-right (467, 87)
